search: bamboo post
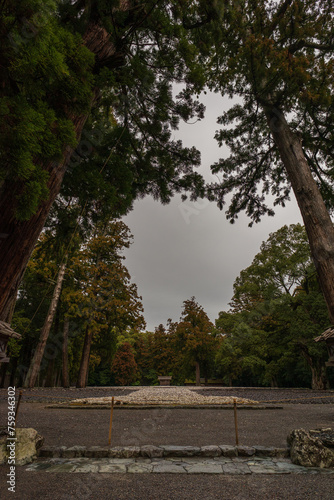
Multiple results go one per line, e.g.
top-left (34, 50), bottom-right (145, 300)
top-left (15, 390), bottom-right (23, 425)
top-left (108, 397), bottom-right (115, 446)
top-left (233, 398), bottom-right (239, 446)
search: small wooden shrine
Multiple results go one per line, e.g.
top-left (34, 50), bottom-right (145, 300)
top-left (0, 321), bottom-right (21, 363)
top-left (314, 327), bottom-right (334, 367)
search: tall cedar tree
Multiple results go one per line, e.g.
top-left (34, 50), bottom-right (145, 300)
top-left (178, 0), bottom-right (334, 323)
top-left (0, 0), bottom-right (205, 321)
top-left (175, 297), bottom-right (217, 385)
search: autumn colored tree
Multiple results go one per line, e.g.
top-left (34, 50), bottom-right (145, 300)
top-left (64, 219), bottom-right (145, 388)
top-left (23, 201), bottom-right (90, 388)
top-left (11, 218), bottom-right (144, 387)
top-left (111, 342), bottom-right (138, 386)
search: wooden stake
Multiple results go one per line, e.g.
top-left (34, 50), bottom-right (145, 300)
top-left (108, 397), bottom-right (115, 446)
top-left (15, 391), bottom-right (23, 425)
top-left (233, 398), bottom-right (239, 446)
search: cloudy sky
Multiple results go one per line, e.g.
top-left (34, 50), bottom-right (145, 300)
top-left (122, 92), bottom-right (302, 331)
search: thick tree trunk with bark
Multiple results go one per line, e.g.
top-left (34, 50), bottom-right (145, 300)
top-left (310, 367), bottom-right (327, 390)
top-left (195, 360), bottom-right (201, 386)
top-left (24, 260), bottom-right (67, 388)
top-left (266, 106), bottom-right (334, 324)
top-left (76, 327), bottom-right (93, 388)
top-left (62, 316), bottom-right (70, 388)
top-left (0, 112), bottom-right (94, 323)
top-left (0, 17), bottom-right (127, 322)
top-left (298, 343), bottom-right (328, 390)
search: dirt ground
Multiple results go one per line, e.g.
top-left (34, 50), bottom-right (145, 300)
top-left (1, 402), bottom-right (334, 448)
top-left (1, 387), bottom-right (334, 448)
top-left (1, 387), bottom-right (334, 500)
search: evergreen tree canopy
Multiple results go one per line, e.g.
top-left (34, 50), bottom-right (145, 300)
top-left (0, 0), bottom-right (206, 221)
top-left (0, 0), bottom-right (208, 320)
top-left (178, 0), bottom-right (334, 222)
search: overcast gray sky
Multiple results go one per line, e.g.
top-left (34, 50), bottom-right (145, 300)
top-left (122, 92), bottom-right (302, 331)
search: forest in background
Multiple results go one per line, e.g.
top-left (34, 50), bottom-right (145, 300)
top-left (1, 223), bottom-right (331, 390)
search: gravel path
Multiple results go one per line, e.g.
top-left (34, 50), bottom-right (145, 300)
top-left (194, 387), bottom-right (334, 404)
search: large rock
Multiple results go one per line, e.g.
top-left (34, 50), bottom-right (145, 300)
top-left (0, 428), bottom-right (44, 465)
top-left (287, 428), bottom-right (334, 468)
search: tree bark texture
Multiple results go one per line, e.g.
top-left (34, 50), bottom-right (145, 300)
top-left (195, 360), bottom-right (201, 386)
top-left (24, 260), bottom-right (67, 388)
top-left (266, 107), bottom-right (334, 324)
top-left (298, 343), bottom-right (327, 390)
top-left (62, 316), bottom-right (70, 388)
top-left (76, 326), bottom-right (93, 388)
top-left (0, 18), bottom-right (127, 322)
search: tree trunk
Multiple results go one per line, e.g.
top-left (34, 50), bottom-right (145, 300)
top-left (45, 358), bottom-right (55, 387)
top-left (310, 366), bottom-right (327, 390)
top-left (24, 260), bottom-right (67, 388)
top-left (270, 377), bottom-right (278, 388)
top-left (266, 106), bottom-right (334, 323)
top-left (62, 316), bottom-right (70, 388)
top-left (195, 361), bottom-right (201, 386)
top-left (298, 343), bottom-right (328, 390)
top-left (0, 363), bottom-right (7, 388)
top-left (0, 17), bottom-right (128, 322)
top-left (76, 327), bottom-right (93, 388)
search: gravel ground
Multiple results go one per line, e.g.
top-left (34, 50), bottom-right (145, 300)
top-left (4, 403), bottom-right (333, 449)
top-left (2, 386), bottom-right (334, 404)
top-left (1, 468), bottom-right (334, 500)
top-left (0, 387), bottom-right (134, 403)
top-left (1, 387), bottom-right (334, 499)
top-left (195, 387), bottom-right (334, 404)
top-left (1, 387), bottom-right (334, 449)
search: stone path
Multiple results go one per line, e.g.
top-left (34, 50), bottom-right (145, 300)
top-left (24, 456), bottom-right (334, 475)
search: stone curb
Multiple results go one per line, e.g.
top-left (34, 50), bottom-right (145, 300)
top-left (38, 444), bottom-right (290, 459)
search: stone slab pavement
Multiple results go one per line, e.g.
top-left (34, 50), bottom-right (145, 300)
top-left (24, 456), bottom-right (334, 475)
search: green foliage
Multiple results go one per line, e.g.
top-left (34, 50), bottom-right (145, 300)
top-left (215, 224), bottom-right (330, 388)
top-left (230, 224), bottom-right (312, 311)
top-left (1, 1), bottom-right (208, 224)
top-left (0, 0), bottom-right (94, 219)
top-left (176, 1), bottom-right (334, 221)
top-left (174, 297), bottom-right (220, 381)
top-left (11, 217), bottom-right (145, 386)
top-left (134, 324), bottom-right (177, 384)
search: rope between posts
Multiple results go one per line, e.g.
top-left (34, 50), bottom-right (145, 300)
top-left (7, 390), bottom-right (334, 446)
